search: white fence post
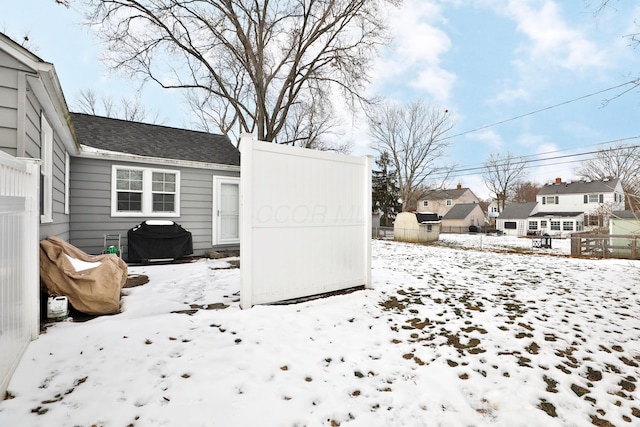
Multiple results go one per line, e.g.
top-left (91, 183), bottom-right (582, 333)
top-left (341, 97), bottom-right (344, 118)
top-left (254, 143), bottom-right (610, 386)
top-left (23, 159), bottom-right (41, 340)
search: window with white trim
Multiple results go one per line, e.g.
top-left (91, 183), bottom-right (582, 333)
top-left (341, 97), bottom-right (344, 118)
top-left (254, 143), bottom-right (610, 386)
top-left (550, 220), bottom-right (560, 231)
top-left (423, 200), bottom-right (429, 207)
top-left (562, 221), bottom-right (574, 231)
top-left (446, 199), bottom-right (452, 206)
top-left (540, 220), bottom-right (547, 228)
top-left (111, 165), bottom-right (180, 217)
top-left (528, 221), bottom-right (538, 230)
top-left (543, 196), bottom-right (558, 204)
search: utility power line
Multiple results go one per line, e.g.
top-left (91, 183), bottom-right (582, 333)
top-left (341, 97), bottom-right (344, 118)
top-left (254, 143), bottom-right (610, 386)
top-left (444, 79), bottom-right (639, 140)
top-left (427, 138), bottom-right (640, 181)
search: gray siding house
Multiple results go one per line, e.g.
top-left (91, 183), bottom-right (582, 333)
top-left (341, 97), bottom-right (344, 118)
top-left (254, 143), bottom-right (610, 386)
top-left (0, 32), bottom-right (79, 242)
top-left (0, 32), bottom-right (241, 397)
top-left (69, 113), bottom-right (240, 259)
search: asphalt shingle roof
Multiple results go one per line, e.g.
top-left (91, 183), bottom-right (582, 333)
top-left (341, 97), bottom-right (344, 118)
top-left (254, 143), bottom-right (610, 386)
top-left (442, 203), bottom-right (479, 220)
top-left (422, 188), bottom-right (470, 200)
top-left (498, 202), bottom-right (538, 220)
top-left (537, 179), bottom-right (620, 195)
top-left (70, 113), bottom-right (240, 166)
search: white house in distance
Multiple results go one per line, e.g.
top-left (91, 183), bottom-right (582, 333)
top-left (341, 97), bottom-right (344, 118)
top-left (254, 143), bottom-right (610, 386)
top-left (496, 177), bottom-right (625, 237)
top-left (536, 177), bottom-right (624, 230)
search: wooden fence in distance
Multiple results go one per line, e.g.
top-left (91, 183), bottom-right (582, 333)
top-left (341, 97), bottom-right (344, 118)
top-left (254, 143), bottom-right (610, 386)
top-left (570, 234), bottom-right (639, 260)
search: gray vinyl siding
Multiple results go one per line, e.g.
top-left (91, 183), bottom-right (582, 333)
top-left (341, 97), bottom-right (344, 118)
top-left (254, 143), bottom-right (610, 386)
top-left (0, 53), bottom-right (71, 240)
top-left (69, 156), bottom-right (239, 258)
top-left (0, 53), bottom-right (19, 153)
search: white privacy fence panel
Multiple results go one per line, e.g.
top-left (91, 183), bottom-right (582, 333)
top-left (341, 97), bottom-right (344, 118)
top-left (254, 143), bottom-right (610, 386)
top-left (0, 152), bottom-right (40, 397)
top-left (240, 136), bottom-right (371, 308)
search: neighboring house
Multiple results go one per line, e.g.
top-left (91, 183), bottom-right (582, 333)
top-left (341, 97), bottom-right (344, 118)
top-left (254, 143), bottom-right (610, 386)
top-left (496, 202), bottom-right (538, 237)
top-left (537, 177), bottom-right (624, 229)
top-left (441, 203), bottom-right (485, 231)
top-left (416, 185), bottom-right (480, 218)
top-left (69, 113), bottom-right (240, 259)
top-left (486, 200), bottom-right (500, 226)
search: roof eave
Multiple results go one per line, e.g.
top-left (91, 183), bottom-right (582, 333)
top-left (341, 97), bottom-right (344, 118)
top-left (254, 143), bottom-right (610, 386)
top-left (76, 144), bottom-right (241, 171)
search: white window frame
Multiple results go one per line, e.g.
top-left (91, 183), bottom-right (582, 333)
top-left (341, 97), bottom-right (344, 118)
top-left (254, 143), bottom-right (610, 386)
top-left (446, 199), bottom-right (452, 206)
top-left (423, 200), bottom-right (428, 207)
top-left (550, 220), bottom-right (561, 231)
top-left (40, 114), bottom-right (53, 223)
top-left (562, 221), bottom-right (574, 231)
top-left (528, 221), bottom-right (538, 230)
top-left (110, 165), bottom-right (180, 217)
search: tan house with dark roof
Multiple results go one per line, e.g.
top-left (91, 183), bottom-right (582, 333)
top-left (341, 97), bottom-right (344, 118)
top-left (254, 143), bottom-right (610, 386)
top-left (416, 185), bottom-right (480, 218)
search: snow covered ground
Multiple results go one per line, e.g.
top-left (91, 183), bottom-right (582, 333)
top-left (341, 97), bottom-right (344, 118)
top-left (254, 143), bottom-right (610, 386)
top-left (1, 235), bottom-right (639, 427)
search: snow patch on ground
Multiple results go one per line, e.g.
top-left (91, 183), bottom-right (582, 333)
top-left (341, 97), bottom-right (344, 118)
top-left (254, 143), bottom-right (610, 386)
top-left (1, 236), bottom-right (638, 427)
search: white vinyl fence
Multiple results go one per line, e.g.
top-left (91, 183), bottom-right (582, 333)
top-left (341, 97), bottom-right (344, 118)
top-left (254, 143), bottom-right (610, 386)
top-left (0, 152), bottom-right (40, 397)
top-left (240, 135), bottom-right (372, 308)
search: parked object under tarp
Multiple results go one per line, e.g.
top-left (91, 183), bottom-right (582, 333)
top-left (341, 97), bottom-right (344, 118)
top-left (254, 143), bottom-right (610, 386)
top-left (127, 220), bottom-right (193, 263)
top-left (40, 236), bottom-right (128, 315)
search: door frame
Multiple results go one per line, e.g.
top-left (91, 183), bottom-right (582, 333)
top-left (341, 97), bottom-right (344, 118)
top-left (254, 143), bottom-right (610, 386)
top-left (212, 176), bottom-right (240, 246)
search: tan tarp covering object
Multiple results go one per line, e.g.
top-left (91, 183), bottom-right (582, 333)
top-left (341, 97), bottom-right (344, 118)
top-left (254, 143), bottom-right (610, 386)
top-left (40, 236), bottom-right (128, 315)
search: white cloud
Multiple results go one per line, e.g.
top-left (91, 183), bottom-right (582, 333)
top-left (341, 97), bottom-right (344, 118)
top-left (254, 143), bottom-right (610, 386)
top-left (468, 129), bottom-right (504, 149)
top-left (483, 0), bottom-right (618, 106)
top-left (372, 0), bottom-right (456, 103)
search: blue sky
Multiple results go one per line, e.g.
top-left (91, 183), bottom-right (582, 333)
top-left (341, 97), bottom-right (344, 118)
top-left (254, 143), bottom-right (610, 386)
top-left (3, 0), bottom-right (640, 199)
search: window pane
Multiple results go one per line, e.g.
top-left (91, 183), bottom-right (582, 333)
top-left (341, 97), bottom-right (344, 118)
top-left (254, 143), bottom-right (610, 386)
top-left (117, 192), bottom-right (142, 212)
top-left (117, 169), bottom-right (143, 191)
top-left (153, 194), bottom-right (175, 212)
top-left (152, 172), bottom-right (177, 192)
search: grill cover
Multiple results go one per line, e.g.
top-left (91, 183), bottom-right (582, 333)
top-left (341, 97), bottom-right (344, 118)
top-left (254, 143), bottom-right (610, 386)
top-left (127, 220), bottom-right (193, 262)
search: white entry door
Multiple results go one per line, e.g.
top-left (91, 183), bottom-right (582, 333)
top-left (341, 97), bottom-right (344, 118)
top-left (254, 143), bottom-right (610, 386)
top-left (213, 177), bottom-right (240, 245)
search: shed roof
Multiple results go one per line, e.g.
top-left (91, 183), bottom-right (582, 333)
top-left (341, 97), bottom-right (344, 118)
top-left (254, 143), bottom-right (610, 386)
top-left (70, 113), bottom-right (240, 166)
top-left (442, 203), bottom-right (479, 220)
top-left (612, 210), bottom-right (639, 219)
top-left (538, 178), bottom-right (620, 195)
top-left (498, 202), bottom-right (538, 220)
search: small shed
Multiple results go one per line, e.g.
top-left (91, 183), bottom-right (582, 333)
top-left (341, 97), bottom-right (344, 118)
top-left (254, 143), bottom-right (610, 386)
top-left (394, 212), bottom-right (441, 243)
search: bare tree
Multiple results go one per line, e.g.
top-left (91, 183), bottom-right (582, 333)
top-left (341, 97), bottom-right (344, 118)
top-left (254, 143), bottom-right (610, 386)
top-left (82, 0), bottom-right (398, 145)
top-left (483, 152), bottom-right (527, 213)
top-left (368, 99), bottom-right (455, 212)
top-left (511, 180), bottom-right (541, 203)
top-left (74, 89), bottom-right (159, 123)
top-left (279, 101), bottom-right (349, 153)
top-left (575, 144), bottom-right (640, 210)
